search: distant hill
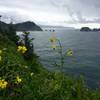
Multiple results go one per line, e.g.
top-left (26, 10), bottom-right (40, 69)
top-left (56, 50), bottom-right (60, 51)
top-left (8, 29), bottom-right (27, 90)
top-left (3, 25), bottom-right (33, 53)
top-left (40, 25), bottom-right (75, 32)
top-left (14, 21), bottom-right (42, 31)
top-left (40, 25), bottom-right (74, 29)
top-left (0, 21), bottom-right (43, 31)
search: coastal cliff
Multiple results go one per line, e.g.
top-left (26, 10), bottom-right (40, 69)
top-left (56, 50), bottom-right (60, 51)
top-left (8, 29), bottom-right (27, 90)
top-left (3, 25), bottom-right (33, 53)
top-left (0, 21), bottom-right (43, 31)
top-left (14, 21), bottom-right (43, 31)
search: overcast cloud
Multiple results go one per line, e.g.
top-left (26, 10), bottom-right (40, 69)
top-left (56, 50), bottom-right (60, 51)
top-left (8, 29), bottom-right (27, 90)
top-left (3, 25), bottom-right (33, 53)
top-left (0, 0), bottom-right (100, 28)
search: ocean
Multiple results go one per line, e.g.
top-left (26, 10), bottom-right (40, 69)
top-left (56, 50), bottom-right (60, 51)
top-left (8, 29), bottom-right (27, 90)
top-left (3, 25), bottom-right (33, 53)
top-left (18, 28), bottom-right (100, 88)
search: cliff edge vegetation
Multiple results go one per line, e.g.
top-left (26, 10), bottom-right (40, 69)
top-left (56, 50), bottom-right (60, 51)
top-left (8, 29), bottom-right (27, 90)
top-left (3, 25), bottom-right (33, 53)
top-left (0, 24), bottom-right (100, 100)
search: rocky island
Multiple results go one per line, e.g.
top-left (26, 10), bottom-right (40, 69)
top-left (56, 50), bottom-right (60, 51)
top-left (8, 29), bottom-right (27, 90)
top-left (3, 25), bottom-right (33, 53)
top-left (80, 27), bottom-right (100, 32)
top-left (80, 27), bottom-right (92, 32)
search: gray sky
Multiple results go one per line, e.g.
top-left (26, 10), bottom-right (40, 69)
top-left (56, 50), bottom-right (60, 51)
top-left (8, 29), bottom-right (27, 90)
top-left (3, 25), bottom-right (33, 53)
top-left (0, 0), bottom-right (100, 28)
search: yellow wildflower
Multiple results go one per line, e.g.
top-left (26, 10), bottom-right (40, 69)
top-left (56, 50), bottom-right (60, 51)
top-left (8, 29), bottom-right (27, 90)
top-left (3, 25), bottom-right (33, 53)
top-left (16, 76), bottom-right (22, 84)
top-left (50, 37), bottom-right (57, 43)
top-left (17, 46), bottom-right (27, 54)
top-left (17, 46), bottom-right (23, 52)
top-left (67, 49), bottom-right (73, 56)
top-left (22, 46), bottom-right (27, 53)
top-left (0, 79), bottom-right (8, 89)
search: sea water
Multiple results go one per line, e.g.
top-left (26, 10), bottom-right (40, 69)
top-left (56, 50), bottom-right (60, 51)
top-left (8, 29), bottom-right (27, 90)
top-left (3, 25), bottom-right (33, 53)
top-left (18, 28), bottom-right (100, 88)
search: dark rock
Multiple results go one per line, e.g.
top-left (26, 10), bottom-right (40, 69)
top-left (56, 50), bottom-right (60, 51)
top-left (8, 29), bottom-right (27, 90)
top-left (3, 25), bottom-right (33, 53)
top-left (80, 27), bottom-right (91, 32)
top-left (92, 28), bottom-right (100, 32)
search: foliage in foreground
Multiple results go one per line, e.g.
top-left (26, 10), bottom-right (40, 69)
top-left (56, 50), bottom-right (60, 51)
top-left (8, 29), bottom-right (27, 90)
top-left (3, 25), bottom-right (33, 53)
top-left (0, 30), bottom-right (100, 100)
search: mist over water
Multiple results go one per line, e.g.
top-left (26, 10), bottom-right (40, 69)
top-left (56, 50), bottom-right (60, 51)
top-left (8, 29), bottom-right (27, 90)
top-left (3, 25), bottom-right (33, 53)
top-left (26, 28), bottom-right (100, 88)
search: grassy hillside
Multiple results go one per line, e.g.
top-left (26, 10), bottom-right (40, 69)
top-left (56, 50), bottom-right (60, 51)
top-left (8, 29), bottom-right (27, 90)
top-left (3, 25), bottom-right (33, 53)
top-left (0, 27), bottom-right (100, 100)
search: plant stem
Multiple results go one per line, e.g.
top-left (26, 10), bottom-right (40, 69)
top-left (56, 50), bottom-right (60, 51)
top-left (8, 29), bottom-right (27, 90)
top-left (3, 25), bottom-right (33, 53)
top-left (57, 39), bottom-right (64, 73)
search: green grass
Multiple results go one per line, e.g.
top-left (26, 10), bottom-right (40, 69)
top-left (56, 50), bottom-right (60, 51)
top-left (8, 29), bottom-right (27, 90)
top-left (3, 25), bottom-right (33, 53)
top-left (0, 33), bottom-right (100, 100)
